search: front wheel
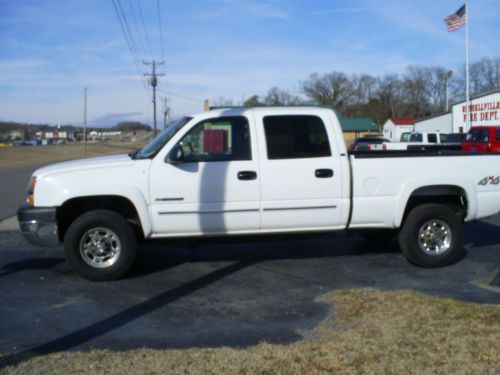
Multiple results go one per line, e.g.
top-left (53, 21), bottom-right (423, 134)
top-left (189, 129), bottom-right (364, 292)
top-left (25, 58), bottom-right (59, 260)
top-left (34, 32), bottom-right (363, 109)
top-left (399, 204), bottom-right (464, 268)
top-left (64, 210), bottom-right (137, 281)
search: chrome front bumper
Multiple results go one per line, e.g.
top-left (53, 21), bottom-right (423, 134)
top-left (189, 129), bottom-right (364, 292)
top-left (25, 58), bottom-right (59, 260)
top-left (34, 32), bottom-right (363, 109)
top-left (17, 206), bottom-right (60, 247)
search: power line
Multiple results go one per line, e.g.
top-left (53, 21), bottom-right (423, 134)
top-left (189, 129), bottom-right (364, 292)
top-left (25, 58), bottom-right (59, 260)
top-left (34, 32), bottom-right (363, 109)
top-left (136, 0), bottom-right (154, 60)
top-left (156, 0), bottom-right (165, 61)
top-left (157, 89), bottom-right (204, 103)
top-left (127, 0), bottom-right (149, 59)
top-left (111, 0), bottom-right (150, 97)
top-left (115, 0), bottom-right (142, 62)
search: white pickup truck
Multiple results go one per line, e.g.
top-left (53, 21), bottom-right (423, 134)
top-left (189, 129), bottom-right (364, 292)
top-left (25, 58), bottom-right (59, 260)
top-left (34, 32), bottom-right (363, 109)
top-left (18, 107), bottom-right (500, 281)
top-left (382, 132), bottom-right (450, 151)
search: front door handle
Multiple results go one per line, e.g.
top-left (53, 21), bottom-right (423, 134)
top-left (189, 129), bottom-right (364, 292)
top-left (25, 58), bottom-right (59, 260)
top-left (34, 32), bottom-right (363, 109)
top-left (315, 169), bottom-right (334, 178)
top-left (238, 171), bottom-right (257, 180)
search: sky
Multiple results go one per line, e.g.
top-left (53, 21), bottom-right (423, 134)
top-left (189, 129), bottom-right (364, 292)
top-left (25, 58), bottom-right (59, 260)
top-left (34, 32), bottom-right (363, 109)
top-left (0, 0), bottom-right (499, 127)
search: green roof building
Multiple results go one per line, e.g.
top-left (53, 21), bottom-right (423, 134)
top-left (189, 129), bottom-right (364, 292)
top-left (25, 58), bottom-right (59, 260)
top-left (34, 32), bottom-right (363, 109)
top-left (338, 116), bottom-right (379, 143)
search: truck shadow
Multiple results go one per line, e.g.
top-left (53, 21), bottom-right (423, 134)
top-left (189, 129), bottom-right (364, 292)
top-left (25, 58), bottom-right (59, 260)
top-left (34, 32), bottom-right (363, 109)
top-left (0, 257), bottom-right (65, 278)
top-left (130, 233), bottom-right (398, 275)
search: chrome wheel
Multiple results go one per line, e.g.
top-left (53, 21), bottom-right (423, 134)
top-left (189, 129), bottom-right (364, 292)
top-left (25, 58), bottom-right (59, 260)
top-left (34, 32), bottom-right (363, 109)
top-left (79, 227), bottom-right (121, 268)
top-left (418, 219), bottom-right (452, 256)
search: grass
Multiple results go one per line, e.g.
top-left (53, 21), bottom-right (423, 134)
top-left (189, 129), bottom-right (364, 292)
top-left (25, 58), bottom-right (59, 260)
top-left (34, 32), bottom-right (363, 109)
top-left (1, 289), bottom-right (498, 374)
top-left (0, 142), bottom-right (146, 170)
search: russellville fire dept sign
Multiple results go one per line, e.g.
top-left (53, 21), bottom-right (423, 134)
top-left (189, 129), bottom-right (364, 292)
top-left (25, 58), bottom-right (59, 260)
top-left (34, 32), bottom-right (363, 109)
top-left (453, 92), bottom-right (500, 130)
top-left (462, 101), bottom-right (500, 122)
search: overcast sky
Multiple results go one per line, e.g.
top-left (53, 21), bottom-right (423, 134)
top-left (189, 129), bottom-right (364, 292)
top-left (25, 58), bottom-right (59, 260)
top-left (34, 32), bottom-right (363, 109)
top-left (0, 0), bottom-right (498, 126)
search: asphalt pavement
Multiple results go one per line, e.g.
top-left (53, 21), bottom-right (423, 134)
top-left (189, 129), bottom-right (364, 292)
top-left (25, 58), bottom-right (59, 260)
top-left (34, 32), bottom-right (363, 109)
top-left (0, 216), bottom-right (498, 365)
top-left (0, 163), bottom-right (498, 364)
top-left (0, 165), bottom-right (40, 220)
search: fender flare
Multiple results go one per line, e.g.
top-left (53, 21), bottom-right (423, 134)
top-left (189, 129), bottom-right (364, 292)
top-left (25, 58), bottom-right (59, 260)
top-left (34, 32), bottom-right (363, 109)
top-left (393, 178), bottom-right (477, 227)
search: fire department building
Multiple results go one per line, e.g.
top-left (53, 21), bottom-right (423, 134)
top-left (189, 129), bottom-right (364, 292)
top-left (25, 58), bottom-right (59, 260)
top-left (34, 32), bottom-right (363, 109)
top-left (414, 89), bottom-right (500, 134)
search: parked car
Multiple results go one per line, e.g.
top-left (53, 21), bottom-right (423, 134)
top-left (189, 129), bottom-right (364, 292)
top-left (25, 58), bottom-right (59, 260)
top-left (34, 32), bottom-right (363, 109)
top-left (461, 126), bottom-right (500, 153)
top-left (350, 136), bottom-right (390, 151)
top-left (17, 107), bottom-right (500, 280)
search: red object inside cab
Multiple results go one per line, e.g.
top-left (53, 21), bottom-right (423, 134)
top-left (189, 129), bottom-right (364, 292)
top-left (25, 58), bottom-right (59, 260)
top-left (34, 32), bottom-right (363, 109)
top-left (461, 126), bottom-right (500, 153)
top-left (203, 129), bottom-right (228, 154)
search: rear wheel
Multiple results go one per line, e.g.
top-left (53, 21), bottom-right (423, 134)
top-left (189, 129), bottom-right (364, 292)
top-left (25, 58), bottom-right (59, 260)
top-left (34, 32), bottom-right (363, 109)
top-left (64, 209), bottom-right (137, 281)
top-left (399, 204), bottom-right (463, 268)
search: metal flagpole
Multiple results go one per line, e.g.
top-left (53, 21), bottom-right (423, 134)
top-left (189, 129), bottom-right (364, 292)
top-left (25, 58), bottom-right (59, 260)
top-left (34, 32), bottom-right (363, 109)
top-left (465, 0), bottom-right (471, 131)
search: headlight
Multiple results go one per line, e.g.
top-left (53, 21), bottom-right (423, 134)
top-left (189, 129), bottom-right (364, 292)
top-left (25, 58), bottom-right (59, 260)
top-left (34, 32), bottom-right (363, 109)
top-left (27, 176), bottom-right (37, 207)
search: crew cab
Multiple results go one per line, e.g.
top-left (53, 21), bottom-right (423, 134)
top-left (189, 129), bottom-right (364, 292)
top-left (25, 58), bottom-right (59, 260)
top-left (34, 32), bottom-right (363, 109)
top-left (17, 107), bottom-right (500, 281)
top-left (383, 132), bottom-right (451, 151)
top-left (461, 126), bottom-right (500, 153)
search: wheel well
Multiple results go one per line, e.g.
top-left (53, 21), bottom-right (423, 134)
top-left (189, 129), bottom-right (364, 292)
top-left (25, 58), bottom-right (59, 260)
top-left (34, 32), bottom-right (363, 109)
top-left (403, 185), bottom-right (468, 224)
top-left (57, 195), bottom-right (143, 241)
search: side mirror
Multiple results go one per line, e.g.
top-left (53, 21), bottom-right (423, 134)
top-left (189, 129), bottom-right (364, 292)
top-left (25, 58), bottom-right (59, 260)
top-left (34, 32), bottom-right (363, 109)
top-left (165, 145), bottom-right (184, 164)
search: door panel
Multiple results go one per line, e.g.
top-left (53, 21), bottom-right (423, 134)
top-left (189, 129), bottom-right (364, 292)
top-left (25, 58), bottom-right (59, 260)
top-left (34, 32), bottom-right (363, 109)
top-left (150, 161), bottom-right (259, 235)
top-left (256, 114), bottom-right (344, 231)
top-left (149, 115), bottom-right (260, 236)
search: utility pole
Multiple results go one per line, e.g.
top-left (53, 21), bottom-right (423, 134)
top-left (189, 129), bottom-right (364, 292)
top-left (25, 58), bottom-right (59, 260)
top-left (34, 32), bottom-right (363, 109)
top-left (83, 87), bottom-right (87, 155)
top-left (163, 97), bottom-right (170, 130)
top-left (143, 60), bottom-right (164, 137)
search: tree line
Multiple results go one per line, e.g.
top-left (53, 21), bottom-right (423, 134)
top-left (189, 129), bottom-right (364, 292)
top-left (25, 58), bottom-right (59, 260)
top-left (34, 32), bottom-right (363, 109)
top-left (214, 56), bottom-right (500, 126)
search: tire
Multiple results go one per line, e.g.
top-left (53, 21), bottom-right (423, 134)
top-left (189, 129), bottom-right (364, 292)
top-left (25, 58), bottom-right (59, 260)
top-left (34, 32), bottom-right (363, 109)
top-left (64, 209), bottom-right (137, 281)
top-left (399, 204), bottom-right (464, 268)
top-left (359, 229), bottom-right (398, 243)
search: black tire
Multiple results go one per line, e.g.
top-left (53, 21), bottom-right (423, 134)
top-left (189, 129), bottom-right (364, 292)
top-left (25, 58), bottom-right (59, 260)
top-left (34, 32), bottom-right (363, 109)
top-left (359, 229), bottom-right (398, 243)
top-left (64, 209), bottom-right (137, 281)
top-left (399, 204), bottom-right (464, 268)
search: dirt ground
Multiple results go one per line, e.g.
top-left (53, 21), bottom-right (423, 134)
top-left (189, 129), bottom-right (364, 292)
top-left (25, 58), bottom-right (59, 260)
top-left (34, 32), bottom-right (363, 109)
top-left (1, 289), bottom-right (498, 374)
top-left (0, 142), bottom-right (144, 170)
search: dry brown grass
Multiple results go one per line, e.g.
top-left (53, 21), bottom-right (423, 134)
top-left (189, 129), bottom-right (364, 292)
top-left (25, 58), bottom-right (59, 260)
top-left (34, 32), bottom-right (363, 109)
top-left (1, 289), bottom-right (499, 374)
top-left (0, 142), bottom-right (145, 170)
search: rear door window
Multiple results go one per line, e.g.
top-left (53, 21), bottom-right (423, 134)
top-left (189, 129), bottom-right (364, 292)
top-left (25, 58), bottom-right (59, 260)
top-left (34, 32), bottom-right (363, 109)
top-left (263, 115), bottom-right (331, 159)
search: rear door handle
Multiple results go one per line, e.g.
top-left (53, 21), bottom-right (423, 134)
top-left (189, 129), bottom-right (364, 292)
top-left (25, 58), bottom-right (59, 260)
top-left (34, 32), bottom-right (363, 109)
top-left (238, 171), bottom-right (257, 180)
top-left (315, 169), bottom-right (333, 178)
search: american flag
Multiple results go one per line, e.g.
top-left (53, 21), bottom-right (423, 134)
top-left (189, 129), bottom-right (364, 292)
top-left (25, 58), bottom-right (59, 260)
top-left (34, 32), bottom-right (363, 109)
top-left (444, 4), bottom-right (466, 32)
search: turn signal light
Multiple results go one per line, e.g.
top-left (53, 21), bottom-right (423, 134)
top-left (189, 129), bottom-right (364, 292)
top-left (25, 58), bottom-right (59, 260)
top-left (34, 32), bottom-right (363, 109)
top-left (27, 177), bottom-right (37, 207)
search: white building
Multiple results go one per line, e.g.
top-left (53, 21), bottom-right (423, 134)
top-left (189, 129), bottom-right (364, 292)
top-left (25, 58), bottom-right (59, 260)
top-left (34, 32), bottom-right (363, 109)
top-left (415, 90), bottom-right (500, 134)
top-left (382, 118), bottom-right (416, 142)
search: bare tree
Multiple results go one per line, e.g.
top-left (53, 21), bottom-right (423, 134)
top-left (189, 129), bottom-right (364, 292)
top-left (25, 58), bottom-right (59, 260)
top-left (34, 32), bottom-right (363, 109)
top-left (301, 71), bottom-right (355, 110)
top-left (451, 57), bottom-right (500, 101)
top-left (264, 87), bottom-right (303, 106)
top-left (211, 96), bottom-right (236, 107)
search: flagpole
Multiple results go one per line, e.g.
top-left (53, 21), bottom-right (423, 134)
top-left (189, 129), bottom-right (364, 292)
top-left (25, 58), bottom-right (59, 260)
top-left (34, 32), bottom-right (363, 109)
top-left (465, 0), bottom-right (471, 131)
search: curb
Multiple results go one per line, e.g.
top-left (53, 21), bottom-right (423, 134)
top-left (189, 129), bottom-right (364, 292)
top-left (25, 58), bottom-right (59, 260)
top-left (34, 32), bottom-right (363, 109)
top-left (0, 216), bottom-right (19, 232)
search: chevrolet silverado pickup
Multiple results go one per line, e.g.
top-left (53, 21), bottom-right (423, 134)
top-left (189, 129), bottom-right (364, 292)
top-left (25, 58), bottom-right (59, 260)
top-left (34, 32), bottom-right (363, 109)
top-left (18, 107), bottom-right (500, 280)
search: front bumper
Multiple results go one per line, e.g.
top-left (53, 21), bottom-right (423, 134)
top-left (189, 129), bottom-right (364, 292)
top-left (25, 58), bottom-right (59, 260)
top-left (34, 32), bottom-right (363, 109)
top-left (17, 206), bottom-right (60, 247)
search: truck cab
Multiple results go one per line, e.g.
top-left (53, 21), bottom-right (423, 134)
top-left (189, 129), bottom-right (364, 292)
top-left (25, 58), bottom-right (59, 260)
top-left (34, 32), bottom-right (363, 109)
top-left (461, 126), bottom-right (500, 153)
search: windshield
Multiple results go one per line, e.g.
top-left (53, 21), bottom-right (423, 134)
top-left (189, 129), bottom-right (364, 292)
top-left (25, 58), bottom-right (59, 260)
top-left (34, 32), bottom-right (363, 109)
top-left (134, 116), bottom-right (192, 159)
top-left (400, 133), bottom-right (411, 142)
top-left (466, 128), bottom-right (489, 143)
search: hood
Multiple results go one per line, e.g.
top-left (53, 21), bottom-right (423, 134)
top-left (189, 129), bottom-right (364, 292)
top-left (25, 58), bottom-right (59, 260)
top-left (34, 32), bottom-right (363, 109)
top-left (34, 153), bottom-right (135, 177)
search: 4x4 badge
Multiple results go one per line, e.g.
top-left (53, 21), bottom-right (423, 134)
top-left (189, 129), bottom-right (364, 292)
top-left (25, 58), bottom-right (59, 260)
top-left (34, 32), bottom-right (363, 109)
top-left (478, 176), bottom-right (500, 186)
